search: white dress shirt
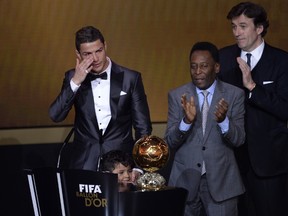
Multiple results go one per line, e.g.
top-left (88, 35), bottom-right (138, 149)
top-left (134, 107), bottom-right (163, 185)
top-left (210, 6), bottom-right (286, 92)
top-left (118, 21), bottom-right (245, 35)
top-left (241, 40), bottom-right (265, 70)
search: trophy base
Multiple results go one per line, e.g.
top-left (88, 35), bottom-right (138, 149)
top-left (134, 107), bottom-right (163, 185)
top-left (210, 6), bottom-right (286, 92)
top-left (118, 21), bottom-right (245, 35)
top-left (136, 172), bottom-right (166, 191)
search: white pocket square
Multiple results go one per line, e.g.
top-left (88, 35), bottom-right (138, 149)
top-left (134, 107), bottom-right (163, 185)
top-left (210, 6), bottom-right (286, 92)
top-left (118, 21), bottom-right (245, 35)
top-left (120, 91), bottom-right (127, 96)
top-left (263, 81), bottom-right (274, 85)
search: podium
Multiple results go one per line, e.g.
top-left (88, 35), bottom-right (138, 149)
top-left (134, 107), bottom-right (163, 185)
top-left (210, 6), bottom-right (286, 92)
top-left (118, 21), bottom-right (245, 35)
top-left (25, 168), bottom-right (187, 216)
top-left (25, 168), bottom-right (118, 216)
top-left (119, 186), bottom-right (188, 216)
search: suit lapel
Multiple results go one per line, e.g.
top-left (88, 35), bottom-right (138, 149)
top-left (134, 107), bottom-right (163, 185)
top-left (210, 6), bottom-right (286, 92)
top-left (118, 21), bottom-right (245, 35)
top-left (80, 75), bottom-right (100, 133)
top-left (251, 44), bottom-right (274, 82)
top-left (105, 62), bottom-right (124, 133)
top-left (186, 84), bottom-right (203, 140)
top-left (203, 81), bottom-right (224, 141)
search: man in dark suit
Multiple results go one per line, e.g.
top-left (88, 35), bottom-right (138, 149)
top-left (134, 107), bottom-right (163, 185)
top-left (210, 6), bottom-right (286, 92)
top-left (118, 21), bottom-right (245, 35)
top-left (49, 26), bottom-right (152, 174)
top-left (218, 2), bottom-right (288, 216)
top-left (165, 42), bottom-right (245, 216)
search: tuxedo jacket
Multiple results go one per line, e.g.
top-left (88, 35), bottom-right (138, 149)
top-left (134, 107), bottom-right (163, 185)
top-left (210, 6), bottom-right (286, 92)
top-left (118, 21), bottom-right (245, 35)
top-left (219, 43), bottom-right (288, 177)
top-left (165, 80), bottom-right (245, 202)
top-left (49, 61), bottom-right (152, 170)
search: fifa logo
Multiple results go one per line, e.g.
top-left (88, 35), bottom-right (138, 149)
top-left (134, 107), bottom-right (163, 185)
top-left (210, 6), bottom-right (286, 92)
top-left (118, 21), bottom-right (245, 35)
top-left (79, 184), bottom-right (102, 193)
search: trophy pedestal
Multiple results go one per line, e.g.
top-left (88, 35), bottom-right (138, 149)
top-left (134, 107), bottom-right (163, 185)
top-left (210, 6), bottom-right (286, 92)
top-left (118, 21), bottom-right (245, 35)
top-left (136, 172), bottom-right (166, 191)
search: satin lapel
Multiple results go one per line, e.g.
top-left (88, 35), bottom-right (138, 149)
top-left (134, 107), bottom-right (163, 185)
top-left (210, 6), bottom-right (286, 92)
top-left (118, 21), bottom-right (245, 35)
top-left (80, 77), bottom-right (100, 133)
top-left (106, 64), bottom-right (124, 132)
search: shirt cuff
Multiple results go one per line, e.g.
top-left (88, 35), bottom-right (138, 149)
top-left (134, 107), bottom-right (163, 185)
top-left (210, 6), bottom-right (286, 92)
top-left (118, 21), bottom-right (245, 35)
top-left (218, 116), bottom-right (229, 134)
top-left (179, 118), bottom-right (192, 132)
top-left (70, 79), bottom-right (80, 93)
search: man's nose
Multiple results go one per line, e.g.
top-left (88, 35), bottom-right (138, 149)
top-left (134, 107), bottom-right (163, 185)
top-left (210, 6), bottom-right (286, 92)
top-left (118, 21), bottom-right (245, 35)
top-left (234, 27), bottom-right (241, 37)
top-left (92, 53), bottom-right (99, 61)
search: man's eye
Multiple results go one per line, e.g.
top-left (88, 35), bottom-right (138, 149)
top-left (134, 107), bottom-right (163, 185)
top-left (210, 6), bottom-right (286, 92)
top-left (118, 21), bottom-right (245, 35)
top-left (191, 64), bottom-right (197, 69)
top-left (96, 48), bottom-right (103, 53)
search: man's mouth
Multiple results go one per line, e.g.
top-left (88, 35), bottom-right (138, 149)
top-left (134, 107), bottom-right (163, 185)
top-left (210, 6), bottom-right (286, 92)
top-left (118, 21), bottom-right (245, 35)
top-left (194, 77), bottom-right (205, 81)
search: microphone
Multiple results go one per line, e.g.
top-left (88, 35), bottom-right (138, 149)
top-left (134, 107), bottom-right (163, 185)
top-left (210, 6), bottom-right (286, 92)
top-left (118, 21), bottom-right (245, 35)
top-left (96, 129), bottom-right (103, 172)
top-left (57, 127), bottom-right (74, 169)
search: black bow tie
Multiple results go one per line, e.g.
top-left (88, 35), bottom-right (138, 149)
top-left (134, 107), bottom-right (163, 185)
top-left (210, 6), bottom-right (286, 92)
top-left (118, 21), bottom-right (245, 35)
top-left (90, 72), bottom-right (107, 80)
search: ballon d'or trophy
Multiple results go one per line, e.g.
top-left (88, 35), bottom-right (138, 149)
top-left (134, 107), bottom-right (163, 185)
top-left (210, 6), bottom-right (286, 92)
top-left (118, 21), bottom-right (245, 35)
top-left (132, 135), bottom-right (169, 191)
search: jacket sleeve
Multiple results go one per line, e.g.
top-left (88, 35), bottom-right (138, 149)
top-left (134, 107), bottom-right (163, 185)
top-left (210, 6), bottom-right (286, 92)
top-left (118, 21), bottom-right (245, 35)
top-left (131, 73), bottom-right (152, 140)
top-left (223, 88), bottom-right (246, 147)
top-left (49, 71), bottom-right (76, 122)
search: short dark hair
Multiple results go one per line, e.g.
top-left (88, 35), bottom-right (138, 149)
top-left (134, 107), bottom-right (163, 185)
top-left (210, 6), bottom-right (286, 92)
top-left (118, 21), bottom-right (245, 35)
top-left (75, 26), bottom-right (105, 51)
top-left (101, 150), bottom-right (135, 172)
top-left (227, 2), bottom-right (269, 37)
top-left (190, 42), bottom-right (219, 63)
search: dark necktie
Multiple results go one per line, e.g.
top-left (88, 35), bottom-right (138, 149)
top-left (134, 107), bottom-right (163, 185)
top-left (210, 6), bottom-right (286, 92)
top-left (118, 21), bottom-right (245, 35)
top-left (90, 72), bottom-right (107, 81)
top-left (246, 53), bottom-right (252, 68)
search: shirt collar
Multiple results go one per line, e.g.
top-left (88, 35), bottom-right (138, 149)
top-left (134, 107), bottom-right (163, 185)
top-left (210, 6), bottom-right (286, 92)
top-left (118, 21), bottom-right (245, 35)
top-left (241, 40), bottom-right (265, 62)
top-left (103, 57), bottom-right (112, 79)
top-left (196, 80), bottom-right (217, 95)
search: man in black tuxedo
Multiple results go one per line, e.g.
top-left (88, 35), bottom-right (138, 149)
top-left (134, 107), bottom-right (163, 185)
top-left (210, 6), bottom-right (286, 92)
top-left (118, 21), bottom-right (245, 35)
top-left (218, 2), bottom-right (288, 216)
top-left (49, 26), bottom-right (152, 175)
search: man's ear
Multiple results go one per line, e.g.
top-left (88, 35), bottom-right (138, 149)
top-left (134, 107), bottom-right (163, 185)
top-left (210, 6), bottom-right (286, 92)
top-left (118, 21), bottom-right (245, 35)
top-left (256, 25), bottom-right (264, 35)
top-left (75, 50), bottom-right (81, 60)
top-left (104, 41), bottom-right (108, 51)
top-left (215, 62), bottom-right (220, 74)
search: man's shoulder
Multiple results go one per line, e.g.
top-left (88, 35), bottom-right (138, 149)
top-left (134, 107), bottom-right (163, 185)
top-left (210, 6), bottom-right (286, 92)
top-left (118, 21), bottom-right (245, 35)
top-left (111, 61), bottom-right (140, 76)
top-left (218, 80), bottom-right (244, 94)
top-left (169, 82), bottom-right (193, 94)
top-left (264, 43), bottom-right (288, 56)
top-left (64, 69), bottom-right (76, 79)
top-left (219, 44), bottom-right (239, 55)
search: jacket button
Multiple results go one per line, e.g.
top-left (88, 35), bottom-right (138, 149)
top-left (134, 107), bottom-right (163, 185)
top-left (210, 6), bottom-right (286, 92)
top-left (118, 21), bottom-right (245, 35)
top-left (197, 163), bottom-right (201, 167)
top-left (202, 146), bottom-right (206, 150)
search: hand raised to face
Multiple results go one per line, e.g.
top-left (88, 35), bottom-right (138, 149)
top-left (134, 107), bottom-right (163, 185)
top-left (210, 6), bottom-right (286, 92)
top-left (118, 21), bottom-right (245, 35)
top-left (71, 57), bottom-right (94, 85)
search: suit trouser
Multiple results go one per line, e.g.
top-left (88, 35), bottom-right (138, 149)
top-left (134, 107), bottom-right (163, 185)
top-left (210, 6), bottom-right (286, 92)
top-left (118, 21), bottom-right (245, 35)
top-left (185, 174), bottom-right (238, 216)
top-left (247, 168), bottom-right (288, 216)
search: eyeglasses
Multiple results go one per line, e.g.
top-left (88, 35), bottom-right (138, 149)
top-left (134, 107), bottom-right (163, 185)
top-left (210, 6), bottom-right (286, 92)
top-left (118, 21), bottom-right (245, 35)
top-left (190, 63), bottom-right (210, 71)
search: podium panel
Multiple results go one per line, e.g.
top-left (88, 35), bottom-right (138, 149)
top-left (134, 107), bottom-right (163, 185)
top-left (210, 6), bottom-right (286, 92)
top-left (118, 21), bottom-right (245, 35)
top-left (25, 168), bottom-right (63, 216)
top-left (118, 187), bottom-right (188, 216)
top-left (25, 168), bottom-right (118, 216)
top-left (61, 169), bottom-right (118, 216)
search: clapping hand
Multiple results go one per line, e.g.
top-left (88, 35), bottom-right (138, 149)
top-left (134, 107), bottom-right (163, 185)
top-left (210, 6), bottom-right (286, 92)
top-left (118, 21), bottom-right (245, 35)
top-left (181, 94), bottom-right (196, 124)
top-left (214, 98), bottom-right (228, 123)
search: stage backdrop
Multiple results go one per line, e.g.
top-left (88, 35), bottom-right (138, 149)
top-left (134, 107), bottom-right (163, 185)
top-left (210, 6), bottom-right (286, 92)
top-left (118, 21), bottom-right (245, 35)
top-left (1, 0), bottom-right (287, 128)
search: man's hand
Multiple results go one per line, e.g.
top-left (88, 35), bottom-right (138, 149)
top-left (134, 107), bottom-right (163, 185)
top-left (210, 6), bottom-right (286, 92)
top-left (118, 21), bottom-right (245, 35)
top-left (214, 98), bottom-right (228, 123)
top-left (181, 94), bottom-right (196, 124)
top-left (71, 57), bottom-right (93, 85)
top-left (237, 57), bottom-right (256, 91)
top-left (131, 169), bottom-right (142, 182)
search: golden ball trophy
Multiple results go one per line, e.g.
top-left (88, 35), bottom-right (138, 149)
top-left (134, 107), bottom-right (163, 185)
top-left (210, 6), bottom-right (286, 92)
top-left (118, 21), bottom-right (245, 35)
top-left (132, 135), bottom-right (169, 191)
